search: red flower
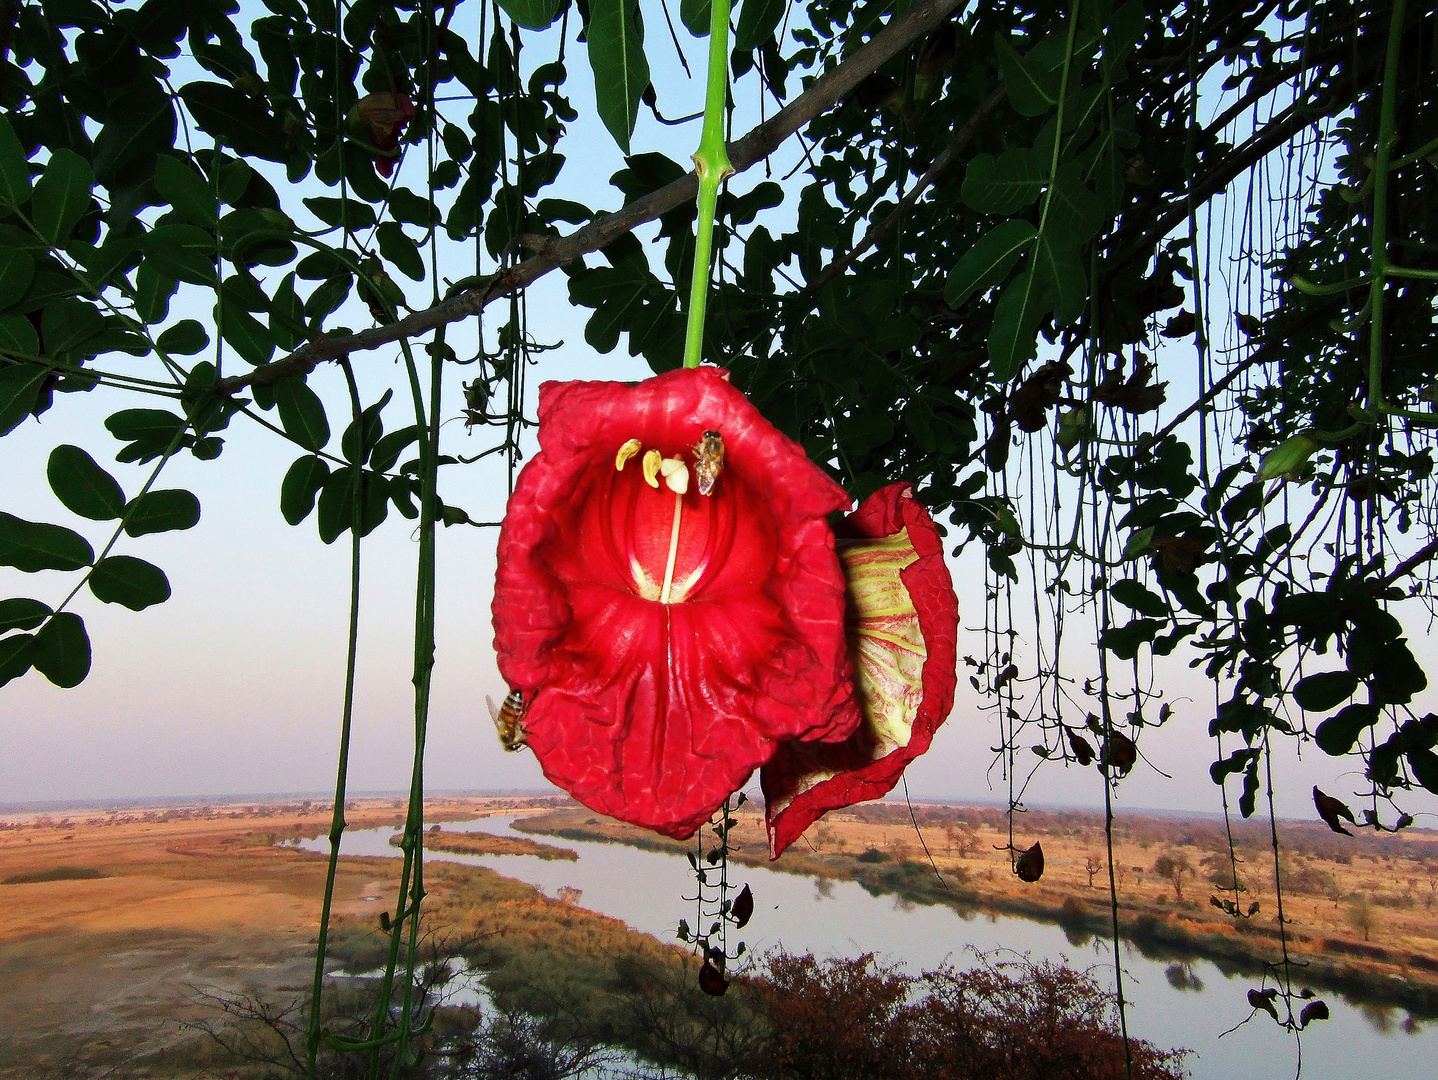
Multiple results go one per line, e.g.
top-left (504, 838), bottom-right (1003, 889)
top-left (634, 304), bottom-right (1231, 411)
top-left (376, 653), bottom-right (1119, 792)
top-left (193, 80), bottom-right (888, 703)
top-left (761, 484), bottom-right (959, 858)
top-left (351, 92), bottom-right (414, 178)
top-left (493, 368), bottom-right (856, 839)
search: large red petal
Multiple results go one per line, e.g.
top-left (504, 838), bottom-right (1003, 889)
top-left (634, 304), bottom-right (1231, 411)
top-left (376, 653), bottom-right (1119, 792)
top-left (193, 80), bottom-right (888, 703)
top-left (761, 483), bottom-right (959, 858)
top-left (493, 367), bottom-right (855, 838)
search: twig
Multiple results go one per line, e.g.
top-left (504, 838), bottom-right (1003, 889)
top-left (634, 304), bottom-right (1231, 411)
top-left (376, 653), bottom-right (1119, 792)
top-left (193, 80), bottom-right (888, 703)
top-left (806, 84), bottom-right (1008, 295)
top-left (216, 0), bottom-right (965, 394)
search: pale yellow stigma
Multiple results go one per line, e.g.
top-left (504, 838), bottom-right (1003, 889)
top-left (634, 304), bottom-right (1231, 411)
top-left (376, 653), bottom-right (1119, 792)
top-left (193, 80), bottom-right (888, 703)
top-left (659, 457), bottom-right (689, 494)
top-left (642, 449), bottom-right (663, 488)
top-left (615, 438), bottom-right (642, 471)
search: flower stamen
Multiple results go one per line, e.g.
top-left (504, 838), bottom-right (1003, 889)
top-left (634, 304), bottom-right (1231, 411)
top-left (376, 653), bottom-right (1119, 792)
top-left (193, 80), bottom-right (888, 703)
top-left (615, 438), bottom-right (642, 471)
top-left (642, 449), bottom-right (663, 488)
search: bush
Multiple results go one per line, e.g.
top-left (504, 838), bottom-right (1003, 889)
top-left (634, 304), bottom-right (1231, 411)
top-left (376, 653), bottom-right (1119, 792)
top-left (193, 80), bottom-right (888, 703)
top-left (855, 848), bottom-right (890, 863)
top-left (2, 866), bottom-right (105, 884)
top-left (742, 953), bottom-right (1188, 1080)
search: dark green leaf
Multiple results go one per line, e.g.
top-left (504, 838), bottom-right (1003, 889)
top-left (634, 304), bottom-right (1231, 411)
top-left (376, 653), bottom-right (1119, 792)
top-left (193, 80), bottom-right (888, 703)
top-left (496, 0), bottom-right (565, 29)
top-left (0, 633), bottom-right (35, 688)
top-left (680, 0), bottom-right (710, 36)
top-left (588, 0), bottom-right (650, 153)
top-left (341, 389), bottom-right (390, 464)
top-left (0, 363), bottom-right (48, 435)
top-left (31, 611), bottom-right (90, 688)
top-left (316, 467), bottom-right (355, 544)
top-left (988, 271), bottom-right (1046, 381)
top-left (47, 444), bottom-right (125, 520)
top-left (1033, 232), bottom-right (1086, 325)
top-left (156, 319), bottom-right (210, 356)
top-left (273, 376), bottom-right (330, 451)
top-left (179, 82), bottom-right (289, 163)
top-left (0, 316), bottom-right (40, 359)
top-left (1046, 164), bottom-right (1106, 245)
top-left (92, 88), bottom-right (177, 189)
top-left (41, 300), bottom-right (105, 356)
top-left (376, 221), bottom-right (424, 281)
top-left (280, 455), bottom-right (330, 525)
top-left (1292, 671), bottom-right (1359, 712)
top-left (1102, 617), bottom-right (1164, 660)
top-left (370, 425), bottom-right (420, 473)
top-left (945, 220), bottom-right (1036, 307)
top-left (105, 408), bottom-right (187, 462)
top-left (387, 186), bottom-right (442, 228)
top-left (0, 248), bottom-right (36, 307)
top-left (1410, 748), bottom-right (1438, 795)
top-left (961, 149), bottom-right (1046, 215)
top-left (1110, 578), bottom-right (1169, 618)
top-left (143, 224), bottom-right (217, 285)
top-left (135, 264), bottom-right (179, 325)
top-left (0, 116), bottom-right (31, 207)
top-left (735, 0), bottom-right (784, 50)
top-left (88, 555), bottom-right (171, 611)
top-left (154, 155), bottom-right (218, 228)
top-left (31, 149), bottom-right (94, 244)
top-left (1314, 704), bottom-right (1380, 756)
top-left (218, 297), bottom-right (276, 365)
top-left (123, 488), bottom-right (201, 537)
top-left (303, 196), bottom-right (376, 230)
top-left (0, 598), bottom-right (51, 633)
top-left (0, 511), bottom-right (94, 571)
top-left (996, 35), bottom-right (1059, 116)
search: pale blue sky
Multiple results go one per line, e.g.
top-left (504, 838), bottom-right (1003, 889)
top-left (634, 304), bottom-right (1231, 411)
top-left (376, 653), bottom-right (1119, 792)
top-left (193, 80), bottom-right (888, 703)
top-left (1, 2), bottom-right (1425, 828)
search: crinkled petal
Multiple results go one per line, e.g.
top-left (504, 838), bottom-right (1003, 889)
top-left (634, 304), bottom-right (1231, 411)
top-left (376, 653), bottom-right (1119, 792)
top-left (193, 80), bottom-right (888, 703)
top-left (762, 483), bottom-right (959, 858)
top-left (494, 367), bottom-right (855, 838)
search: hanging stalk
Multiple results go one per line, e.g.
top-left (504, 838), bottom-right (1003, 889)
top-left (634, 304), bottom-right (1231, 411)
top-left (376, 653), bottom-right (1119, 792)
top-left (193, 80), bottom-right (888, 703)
top-left (681, 0), bottom-right (735, 370)
top-left (305, 360), bottom-right (367, 1077)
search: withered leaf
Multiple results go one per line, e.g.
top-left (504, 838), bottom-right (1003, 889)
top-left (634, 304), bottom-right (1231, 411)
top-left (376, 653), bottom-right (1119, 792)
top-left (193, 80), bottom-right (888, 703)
top-left (698, 959), bottom-right (730, 996)
top-left (1091, 361), bottom-right (1168, 416)
top-left (1161, 310), bottom-right (1196, 338)
top-left (1236, 313), bottom-right (1262, 337)
top-left (730, 883), bottom-right (754, 929)
top-left (1007, 362), bottom-right (1071, 433)
top-left (1248, 987), bottom-right (1280, 1021)
top-left (1102, 730), bottom-right (1138, 776)
top-left (1150, 535), bottom-right (1205, 574)
top-left (1014, 841), bottom-right (1044, 882)
top-left (1313, 786), bottom-right (1356, 836)
top-left (1066, 728), bottom-right (1095, 766)
top-left (1299, 1000), bottom-right (1330, 1027)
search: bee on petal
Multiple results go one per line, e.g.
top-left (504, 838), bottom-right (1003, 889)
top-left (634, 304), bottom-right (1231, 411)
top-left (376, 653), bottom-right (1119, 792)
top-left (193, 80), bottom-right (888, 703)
top-left (487, 689), bottom-right (530, 752)
top-left (693, 430), bottom-right (725, 496)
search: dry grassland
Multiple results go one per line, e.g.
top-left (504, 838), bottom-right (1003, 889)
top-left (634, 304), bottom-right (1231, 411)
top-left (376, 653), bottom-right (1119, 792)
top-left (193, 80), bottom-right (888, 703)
top-left (0, 794), bottom-right (567, 1078)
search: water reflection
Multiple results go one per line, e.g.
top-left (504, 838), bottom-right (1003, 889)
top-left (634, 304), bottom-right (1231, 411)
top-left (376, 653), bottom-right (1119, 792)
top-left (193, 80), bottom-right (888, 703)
top-left (295, 815), bottom-right (1435, 1080)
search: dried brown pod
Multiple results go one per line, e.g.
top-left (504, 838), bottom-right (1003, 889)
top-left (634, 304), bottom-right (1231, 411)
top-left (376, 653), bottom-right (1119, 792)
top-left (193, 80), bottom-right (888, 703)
top-left (1014, 841), bottom-right (1044, 882)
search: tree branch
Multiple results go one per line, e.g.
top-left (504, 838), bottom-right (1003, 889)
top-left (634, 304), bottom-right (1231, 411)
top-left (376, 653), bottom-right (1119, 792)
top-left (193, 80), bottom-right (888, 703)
top-left (218, 0), bottom-right (965, 395)
top-left (806, 84), bottom-right (1008, 295)
top-left (1380, 537), bottom-right (1438, 587)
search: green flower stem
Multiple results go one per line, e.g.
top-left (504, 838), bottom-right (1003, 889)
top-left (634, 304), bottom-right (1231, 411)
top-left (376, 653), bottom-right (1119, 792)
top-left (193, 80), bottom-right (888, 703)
top-left (682, 0), bottom-right (735, 370)
top-left (1366, 0), bottom-right (1405, 412)
top-left (305, 359), bottom-right (366, 1078)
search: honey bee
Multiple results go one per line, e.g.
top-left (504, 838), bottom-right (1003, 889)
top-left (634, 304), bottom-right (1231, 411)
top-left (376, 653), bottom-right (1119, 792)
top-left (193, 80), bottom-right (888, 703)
top-left (486, 688), bottom-right (529, 752)
top-left (692, 429), bottom-right (725, 496)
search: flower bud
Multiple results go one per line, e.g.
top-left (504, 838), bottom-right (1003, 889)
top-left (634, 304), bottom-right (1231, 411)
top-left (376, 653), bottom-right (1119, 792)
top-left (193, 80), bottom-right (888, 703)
top-left (1258, 433), bottom-right (1320, 482)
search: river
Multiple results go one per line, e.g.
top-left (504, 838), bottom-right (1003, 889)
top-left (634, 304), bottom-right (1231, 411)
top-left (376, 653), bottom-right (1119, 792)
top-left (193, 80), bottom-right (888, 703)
top-left (295, 814), bottom-right (1432, 1080)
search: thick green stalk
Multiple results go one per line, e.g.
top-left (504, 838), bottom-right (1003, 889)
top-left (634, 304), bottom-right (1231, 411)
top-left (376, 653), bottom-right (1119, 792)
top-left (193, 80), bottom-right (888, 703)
top-left (305, 360), bottom-right (366, 1078)
top-left (1366, 0), bottom-right (1405, 409)
top-left (681, 0), bottom-right (735, 370)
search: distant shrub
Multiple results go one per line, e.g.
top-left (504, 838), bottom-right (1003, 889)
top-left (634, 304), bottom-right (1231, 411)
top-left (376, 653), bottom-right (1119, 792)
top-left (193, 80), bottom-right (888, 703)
top-left (746, 952), bottom-right (1188, 1080)
top-left (855, 848), bottom-right (890, 863)
top-left (3, 866), bottom-right (105, 884)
